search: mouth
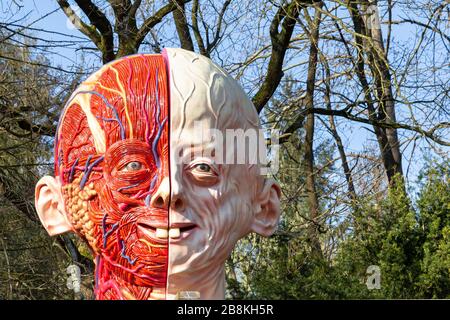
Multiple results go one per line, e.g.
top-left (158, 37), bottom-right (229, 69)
top-left (137, 221), bottom-right (197, 244)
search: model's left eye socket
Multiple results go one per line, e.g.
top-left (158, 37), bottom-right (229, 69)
top-left (187, 162), bottom-right (219, 186)
top-left (194, 163), bottom-right (212, 172)
top-left (121, 161), bottom-right (143, 172)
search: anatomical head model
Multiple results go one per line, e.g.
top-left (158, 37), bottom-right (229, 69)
top-left (35, 48), bottom-right (281, 300)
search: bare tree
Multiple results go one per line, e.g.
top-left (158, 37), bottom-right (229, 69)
top-left (56, 0), bottom-right (190, 62)
top-left (301, 2), bottom-right (324, 258)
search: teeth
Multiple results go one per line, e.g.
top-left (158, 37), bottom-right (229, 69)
top-left (169, 228), bottom-right (180, 239)
top-left (155, 228), bottom-right (181, 239)
top-left (156, 228), bottom-right (168, 239)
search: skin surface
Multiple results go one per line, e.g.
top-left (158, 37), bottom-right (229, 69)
top-left (35, 48), bottom-right (281, 300)
top-left (165, 48), bottom-right (278, 299)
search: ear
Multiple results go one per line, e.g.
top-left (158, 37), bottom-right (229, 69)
top-left (251, 179), bottom-right (281, 237)
top-left (35, 176), bottom-right (72, 236)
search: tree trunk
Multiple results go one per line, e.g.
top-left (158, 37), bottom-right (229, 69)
top-left (303, 4), bottom-right (323, 259)
top-left (363, 1), bottom-right (403, 178)
top-left (173, 0), bottom-right (195, 51)
top-left (347, 1), bottom-right (403, 184)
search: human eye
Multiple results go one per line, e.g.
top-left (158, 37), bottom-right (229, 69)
top-left (192, 163), bottom-right (212, 173)
top-left (120, 161), bottom-right (143, 172)
top-left (186, 161), bottom-right (219, 186)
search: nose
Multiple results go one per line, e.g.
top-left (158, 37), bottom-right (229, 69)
top-left (170, 193), bottom-right (185, 212)
top-left (150, 177), bottom-right (185, 212)
top-left (150, 177), bottom-right (170, 209)
top-left (169, 176), bottom-right (185, 212)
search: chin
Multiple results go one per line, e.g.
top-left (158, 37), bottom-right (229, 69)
top-left (169, 238), bottom-right (236, 277)
top-left (169, 231), bottom-right (208, 273)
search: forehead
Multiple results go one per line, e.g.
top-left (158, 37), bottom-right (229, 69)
top-left (60, 54), bottom-right (167, 143)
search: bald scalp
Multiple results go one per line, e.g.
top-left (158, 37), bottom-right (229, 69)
top-left (164, 48), bottom-right (260, 135)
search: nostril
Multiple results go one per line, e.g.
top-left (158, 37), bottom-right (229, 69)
top-left (154, 196), bottom-right (165, 208)
top-left (173, 198), bottom-right (184, 211)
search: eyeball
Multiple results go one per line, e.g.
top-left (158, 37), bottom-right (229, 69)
top-left (187, 162), bottom-right (219, 186)
top-left (194, 163), bottom-right (212, 172)
top-left (122, 161), bottom-right (143, 172)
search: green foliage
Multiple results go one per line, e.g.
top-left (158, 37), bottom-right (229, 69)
top-left (229, 160), bottom-right (450, 299)
top-left (416, 161), bottom-right (450, 298)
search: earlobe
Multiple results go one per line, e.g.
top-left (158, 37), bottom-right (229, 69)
top-left (251, 179), bottom-right (281, 237)
top-left (35, 176), bottom-right (72, 236)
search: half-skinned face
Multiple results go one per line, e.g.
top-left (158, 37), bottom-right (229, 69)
top-left (35, 48), bottom-right (280, 300)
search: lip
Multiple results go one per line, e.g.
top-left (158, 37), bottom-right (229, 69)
top-left (169, 222), bottom-right (196, 229)
top-left (137, 216), bottom-right (168, 229)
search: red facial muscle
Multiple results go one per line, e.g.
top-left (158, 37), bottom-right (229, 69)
top-left (55, 54), bottom-right (169, 300)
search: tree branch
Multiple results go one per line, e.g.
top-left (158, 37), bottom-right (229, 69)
top-left (173, 0), bottom-right (195, 51)
top-left (57, 0), bottom-right (115, 63)
top-left (279, 106), bottom-right (450, 146)
top-left (206, 0), bottom-right (232, 54)
top-left (56, 0), bottom-right (99, 46)
top-left (191, 0), bottom-right (207, 55)
top-left (252, 0), bottom-right (317, 113)
top-left (136, 0), bottom-right (191, 48)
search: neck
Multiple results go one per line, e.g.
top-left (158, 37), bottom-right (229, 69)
top-left (93, 256), bottom-right (226, 300)
top-left (93, 256), bottom-right (165, 300)
top-left (166, 263), bottom-right (226, 300)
